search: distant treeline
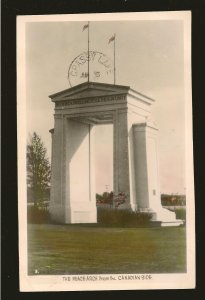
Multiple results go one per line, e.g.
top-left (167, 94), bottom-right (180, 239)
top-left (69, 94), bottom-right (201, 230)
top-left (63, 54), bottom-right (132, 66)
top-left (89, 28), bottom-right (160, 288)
top-left (161, 194), bottom-right (186, 206)
top-left (96, 192), bottom-right (186, 207)
top-left (27, 189), bottom-right (186, 207)
top-left (96, 192), bottom-right (113, 204)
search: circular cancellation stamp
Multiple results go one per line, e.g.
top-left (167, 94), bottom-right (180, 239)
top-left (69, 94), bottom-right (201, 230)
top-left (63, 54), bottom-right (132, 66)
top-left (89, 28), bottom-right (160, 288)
top-left (68, 51), bottom-right (113, 87)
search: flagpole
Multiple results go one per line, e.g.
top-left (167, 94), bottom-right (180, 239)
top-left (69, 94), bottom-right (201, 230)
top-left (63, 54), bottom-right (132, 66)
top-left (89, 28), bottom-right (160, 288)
top-left (88, 21), bottom-right (90, 82)
top-left (114, 34), bottom-right (116, 85)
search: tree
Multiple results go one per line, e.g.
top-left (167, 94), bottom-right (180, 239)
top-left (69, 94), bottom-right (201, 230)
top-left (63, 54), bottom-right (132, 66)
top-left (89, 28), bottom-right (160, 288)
top-left (27, 132), bottom-right (51, 208)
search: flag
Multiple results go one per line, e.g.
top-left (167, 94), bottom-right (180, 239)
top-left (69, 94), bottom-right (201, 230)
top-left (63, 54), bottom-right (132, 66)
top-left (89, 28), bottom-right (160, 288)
top-left (82, 23), bottom-right (89, 31)
top-left (108, 34), bottom-right (115, 44)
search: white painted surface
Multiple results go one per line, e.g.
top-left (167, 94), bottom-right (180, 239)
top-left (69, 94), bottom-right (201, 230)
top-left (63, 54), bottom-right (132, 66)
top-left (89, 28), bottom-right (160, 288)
top-left (50, 82), bottom-right (179, 224)
top-left (68, 119), bottom-right (90, 203)
top-left (133, 122), bottom-right (177, 222)
top-left (66, 119), bottom-right (97, 223)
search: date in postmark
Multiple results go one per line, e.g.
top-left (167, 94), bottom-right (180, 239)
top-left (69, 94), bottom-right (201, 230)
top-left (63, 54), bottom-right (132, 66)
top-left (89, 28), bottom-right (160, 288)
top-left (68, 51), bottom-right (113, 87)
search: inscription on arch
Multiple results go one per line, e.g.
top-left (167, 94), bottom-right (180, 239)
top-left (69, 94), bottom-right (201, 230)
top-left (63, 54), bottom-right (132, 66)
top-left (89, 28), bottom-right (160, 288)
top-left (55, 95), bottom-right (126, 108)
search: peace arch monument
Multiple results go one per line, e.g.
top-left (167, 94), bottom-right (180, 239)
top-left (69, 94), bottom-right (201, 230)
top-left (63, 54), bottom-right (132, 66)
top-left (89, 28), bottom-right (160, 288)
top-left (49, 81), bottom-right (181, 226)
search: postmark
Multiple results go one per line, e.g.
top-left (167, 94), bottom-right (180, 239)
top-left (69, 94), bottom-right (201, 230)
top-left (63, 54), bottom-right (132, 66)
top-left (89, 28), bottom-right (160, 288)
top-left (68, 51), bottom-right (113, 86)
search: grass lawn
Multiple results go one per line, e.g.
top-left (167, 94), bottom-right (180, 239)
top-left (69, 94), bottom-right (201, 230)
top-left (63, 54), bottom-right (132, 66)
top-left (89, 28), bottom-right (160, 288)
top-left (28, 224), bottom-right (186, 275)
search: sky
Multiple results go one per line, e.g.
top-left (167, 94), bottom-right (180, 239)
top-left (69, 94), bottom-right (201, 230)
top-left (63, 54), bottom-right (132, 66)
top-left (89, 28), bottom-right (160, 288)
top-left (25, 17), bottom-right (186, 195)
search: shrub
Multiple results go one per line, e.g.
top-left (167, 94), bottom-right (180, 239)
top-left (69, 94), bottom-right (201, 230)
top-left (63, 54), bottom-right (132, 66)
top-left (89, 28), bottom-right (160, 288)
top-left (27, 206), bottom-right (50, 224)
top-left (97, 208), bottom-right (153, 227)
top-left (174, 208), bottom-right (186, 221)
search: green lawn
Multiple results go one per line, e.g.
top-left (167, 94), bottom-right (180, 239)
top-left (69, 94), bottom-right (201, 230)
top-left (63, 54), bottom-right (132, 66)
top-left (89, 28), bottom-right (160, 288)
top-left (28, 224), bottom-right (186, 275)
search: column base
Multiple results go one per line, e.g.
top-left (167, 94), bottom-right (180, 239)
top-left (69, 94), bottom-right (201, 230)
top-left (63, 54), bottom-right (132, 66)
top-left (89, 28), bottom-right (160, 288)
top-left (160, 220), bottom-right (184, 227)
top-left (49, 202), bottom-right (97, 224)
top-left (69, 202), bottom-right (97, 224)
top-left (151, 207), bottom-right (184, 227)
top-left (49, 203), bottom-right (66, 224)
top-left (133, 207), bottom-right (183, 227)
top-left (154, 207), bottom-right (184, 226)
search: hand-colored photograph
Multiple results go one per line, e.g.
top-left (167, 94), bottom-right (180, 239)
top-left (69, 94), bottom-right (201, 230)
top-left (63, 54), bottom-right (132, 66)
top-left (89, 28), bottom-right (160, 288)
top-left (17, 11), bottom-right (195, 291)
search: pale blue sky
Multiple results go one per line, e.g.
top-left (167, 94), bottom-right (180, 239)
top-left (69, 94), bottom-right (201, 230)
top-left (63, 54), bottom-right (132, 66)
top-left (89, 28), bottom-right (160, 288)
top-left (26, 19), bottom-right (185, 194)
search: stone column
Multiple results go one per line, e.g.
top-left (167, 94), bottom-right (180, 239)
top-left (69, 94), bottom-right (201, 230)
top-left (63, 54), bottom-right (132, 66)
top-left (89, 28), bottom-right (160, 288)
top-left (49, 114), bottom-right (66, 223)
top-left (132, 122), bottom-right (162, 221)
top-left (133, 123), bottom-right (150, 211)
top-left (89, 125), bottom-right (97, 205)
top-left (65, 119), bottom-right (97, 223)
top-left (133, 122), bottom-right (161, 213)
top-left (132, 122), bottom-right (179, 223)
top-left (113, 109), bottom-right (131, 208)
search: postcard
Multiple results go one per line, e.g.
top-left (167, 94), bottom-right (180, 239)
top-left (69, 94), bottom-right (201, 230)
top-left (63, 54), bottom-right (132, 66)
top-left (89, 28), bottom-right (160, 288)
top-left (17, 11), bottom-right (195, 291)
